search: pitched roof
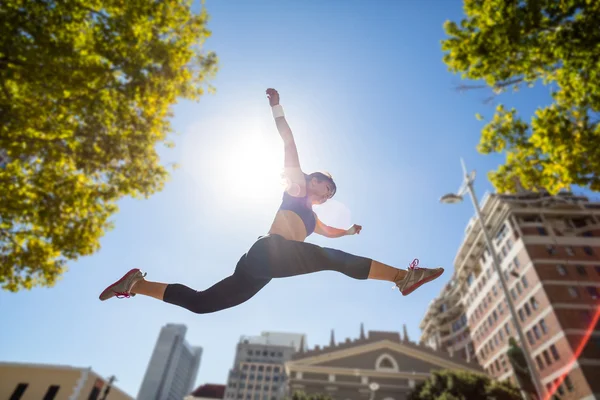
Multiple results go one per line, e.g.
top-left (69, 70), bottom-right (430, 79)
top-left (291, 330), bottom-right (481, 372)
top-left (190, 384), bottom-right (226, 398)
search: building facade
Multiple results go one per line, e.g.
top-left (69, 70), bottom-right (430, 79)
top-left (137, 324), bottom-right (203, 400)
top-left (422, 191), bottom-right (600, 399)
top-left (285, 328), bottom-right (482, 400)
top-left (0, 362), bottom-right (132, 400)
top-left (419, 277), bottom-right (473, 362)
top-left (223, 331), bottom-right (304, 400)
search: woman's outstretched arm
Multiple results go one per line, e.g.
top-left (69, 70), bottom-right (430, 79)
top-left (267, 88), bottom-right (305, 196)
top-left (314, 215), bottom-right (363, 238)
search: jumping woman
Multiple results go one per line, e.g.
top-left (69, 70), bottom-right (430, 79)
top-left (99, 89), bottom-right (444, 312)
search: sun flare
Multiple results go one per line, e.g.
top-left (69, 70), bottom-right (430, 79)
top-left (218, 132), bottom-right (284, 202)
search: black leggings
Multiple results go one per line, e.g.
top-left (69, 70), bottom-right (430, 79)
top-left (163, 234), bottom-right (372, 314)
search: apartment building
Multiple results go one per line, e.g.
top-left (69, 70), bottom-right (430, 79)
top-left (430, 191), bottom-right (600, 400)
top-left (419, 277), bottom-right (473, 362)
top-left (223, 332), bottom-right (304, 400)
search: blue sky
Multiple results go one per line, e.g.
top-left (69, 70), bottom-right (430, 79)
top-left (0, 0), bottom-right (564, 396)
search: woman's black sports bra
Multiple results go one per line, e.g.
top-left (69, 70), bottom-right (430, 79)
top-left (278, 191), bottom-right (316, 236)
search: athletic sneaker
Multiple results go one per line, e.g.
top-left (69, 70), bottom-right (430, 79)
top-left (395, 259), bottom-right (444, 296)
top-left (99, 268), bottom-right (146, 301)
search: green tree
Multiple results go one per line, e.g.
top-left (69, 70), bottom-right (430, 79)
top-left (407, 369), bottom-right (521, 400)
top-left (288, 391), bottom-right (333, 400)
top-left (442, 0), bottom-right (600, 194)
top-left (0, 0), bottom-right (217, 292)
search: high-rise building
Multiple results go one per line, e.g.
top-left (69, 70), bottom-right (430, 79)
top-left (420, 191), bottom-right (600, 399)
top-left (223, 331), bottom-right (305, 400)
top-left (420, 277), bottom-right (473, 361)
top-left (137, 324), bottom-right (203, 400)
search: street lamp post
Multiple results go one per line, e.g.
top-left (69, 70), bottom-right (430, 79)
top-left (440, 159), bottom-right (544, 400)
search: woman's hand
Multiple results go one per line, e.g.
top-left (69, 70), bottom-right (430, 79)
top-left (266, 88), bottom-right (280, 106)
top-left (346, 224), bottom-right (362, 235)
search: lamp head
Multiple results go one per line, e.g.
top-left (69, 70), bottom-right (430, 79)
top-left (440, 193), bottom-right (463, 204)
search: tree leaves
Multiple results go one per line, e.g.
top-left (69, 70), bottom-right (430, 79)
top-left (0, 0), bottom-right (218, 292)
top-left (442, 0), bottom-right (600, 194)
top-left (408, 369), bottom-right (521, 400)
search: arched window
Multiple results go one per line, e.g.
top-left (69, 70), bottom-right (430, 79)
top-left (375, 353), bottom-right (399, 371)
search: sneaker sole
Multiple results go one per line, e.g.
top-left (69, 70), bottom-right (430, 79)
top-left (99, 268), bottom-right (140, 301)
top-left (401, 268), bottom-right (444, 296)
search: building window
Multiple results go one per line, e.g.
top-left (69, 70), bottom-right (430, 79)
top-left (536, 356), bottom-right (544, 370)
top-left (43, 386), bottom-right (60, 400)
top-left (538, 227), bottom-right (548, 236)
top-left (511, 288), bottom-right (517, 300)
top-left (505, 323), bottom-right (510, 335)
top-left (583, 246), bottom-right (594, 256)
top-left (518, 309), bottom-right (525, 322)
top-left (499, 330), bottom-right (504, 341)
top-left (587, 286), bottom-right (599, 299)
top-left (506, 238), bottom-right (513, 249)
top-left (517, 282), bottom-right (523, 295)
top-left (547, 245), bottom-right (556, 255)
top-left (576, 265), bottom-right (587, 276)
top-left (543, 350), bottom-right (552, 365)
top-left (530, 296), bottom-right (539, 310)
top-left (533, 326), bottom-right (541, 340)
top-left (527, 331), bottom-right (535, 345)
top-left (540, 319), bottom-right (548, 334)
top-left (498, 302), bottom-right (504, 315)
top-left (557, 265), bottom-right (567, 276)
top-left (521, 276), bottom-right (529, 288)
top-left (564, 375), bottom-right (574, 392)
top-left (524, 303), bottom-right (531, 317)
top-left (10, 383), bottom-right (28, 400)
top-left (467, 273), bottom-right (474, 286)
top-left (550, 344), bottom-right (560, 361)
top-left (566, 246), bottom-right (575, 256)
top-left (555, 379), bottom-right (565, 396)
top-left (513, 256), bottom-right (520, 268)
top-left (568, 287), bottom-right (579, 298)
top-left (376, 354), bottom-right (399, 371)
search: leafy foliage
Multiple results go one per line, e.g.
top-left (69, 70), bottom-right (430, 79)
top-left (408, 369), bottom-right (521, 400)
top-left (288, 391), bottom-right (333, 400)
top-left (442, 0), bottom-right (600, 194)
top-left (0, 0), bottom-right (217, 291)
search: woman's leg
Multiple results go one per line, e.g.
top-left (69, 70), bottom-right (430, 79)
top-left (367, 260), bottom-right (407, 282)
top-left (100, 256), bottom-right (271, 314)
top-left (158, 270), bottom-right (270, 314)
top-left (245, 235), bottom-right (405, 282)
top-left (244, 235), bottom-right (442, 296)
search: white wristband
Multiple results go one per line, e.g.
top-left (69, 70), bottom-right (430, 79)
top-left (272, 104), bottom-right (284, 119)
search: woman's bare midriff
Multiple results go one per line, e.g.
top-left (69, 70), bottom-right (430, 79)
top-left (268, 210), bottom-right (308, 242)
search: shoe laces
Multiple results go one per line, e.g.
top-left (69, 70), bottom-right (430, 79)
top-left (114, 271), bottom-right (146, 299)
top-left (408, 258), bottom-right (420, 270)
top-left (393, 258), bottom-right (420, 290)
